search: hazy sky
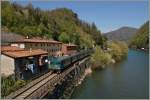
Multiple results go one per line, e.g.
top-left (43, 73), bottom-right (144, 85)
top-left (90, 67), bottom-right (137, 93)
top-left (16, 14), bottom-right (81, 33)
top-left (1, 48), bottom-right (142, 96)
top-left (14, 0), bottom-right (149, 33)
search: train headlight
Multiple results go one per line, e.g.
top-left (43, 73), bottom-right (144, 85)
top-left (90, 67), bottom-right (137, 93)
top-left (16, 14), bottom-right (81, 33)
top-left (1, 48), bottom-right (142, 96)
top-left (45, 59), bottom-right (48, 63)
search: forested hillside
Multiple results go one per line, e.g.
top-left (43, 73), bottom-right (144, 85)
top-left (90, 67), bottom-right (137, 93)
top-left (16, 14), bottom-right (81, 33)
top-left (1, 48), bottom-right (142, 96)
top-left (103, 27), bottom-right (137, 42)
top-left (1, 1), bottom-right (105, 49)
top-left (130, 21), bottom-right (149, 49)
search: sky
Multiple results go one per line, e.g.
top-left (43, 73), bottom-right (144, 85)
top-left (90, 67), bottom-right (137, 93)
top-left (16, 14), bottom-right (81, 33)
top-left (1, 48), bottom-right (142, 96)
top-left (13, 0), bottom-right (149, 33)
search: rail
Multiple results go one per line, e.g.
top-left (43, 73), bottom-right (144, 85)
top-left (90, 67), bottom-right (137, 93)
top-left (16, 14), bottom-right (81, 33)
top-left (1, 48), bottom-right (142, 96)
top-left (6, 56), bottom-right (90, 99)
top-left (6, 71), bottom-right (53, 99)
top-left (16, 74), bottom-right (57, 99)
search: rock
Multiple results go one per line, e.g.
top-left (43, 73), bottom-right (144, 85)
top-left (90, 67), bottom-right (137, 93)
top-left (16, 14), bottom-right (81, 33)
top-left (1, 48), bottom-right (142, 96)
top-left (111, 59), bottom-right (116, 64)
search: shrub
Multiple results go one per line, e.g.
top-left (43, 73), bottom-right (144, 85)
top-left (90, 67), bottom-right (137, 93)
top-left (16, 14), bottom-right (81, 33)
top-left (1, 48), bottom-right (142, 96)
top-left (108, 41), bottom-right (128, 61)
top-left (1, 76), bottom-right (27, 97)
top-left (90, 46), bottom-right (112, 69)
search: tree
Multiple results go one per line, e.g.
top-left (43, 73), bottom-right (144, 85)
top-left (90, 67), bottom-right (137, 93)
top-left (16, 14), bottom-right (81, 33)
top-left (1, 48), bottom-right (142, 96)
top-left (58, 32), bottom-right (70, 43)
top-left (115, 41), bottom-right (128, 57)
top-left (108, 41), bottom-right (128, 61)
top-left (130, 21), bottom-right (149, 49)
top-left (1, 1), bottom-right (106, 48)
top-left (79, 34), bottom-right (95, 49)
top-left (90, 46), bottom-right (112, 69)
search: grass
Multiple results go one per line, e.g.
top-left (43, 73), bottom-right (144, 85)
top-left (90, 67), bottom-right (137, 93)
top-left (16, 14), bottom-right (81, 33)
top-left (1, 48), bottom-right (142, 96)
top-left (1, 75), bottom-right (29, 98)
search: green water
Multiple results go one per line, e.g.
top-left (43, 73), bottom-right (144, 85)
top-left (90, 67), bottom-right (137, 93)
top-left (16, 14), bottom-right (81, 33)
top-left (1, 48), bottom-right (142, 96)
top-left (71, 50), bottom-right (149, 99)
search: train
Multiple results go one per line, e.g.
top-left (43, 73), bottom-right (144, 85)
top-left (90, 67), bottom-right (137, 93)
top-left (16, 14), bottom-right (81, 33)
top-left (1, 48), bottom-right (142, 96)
top-left (48, 49), bottom-right (93, 71)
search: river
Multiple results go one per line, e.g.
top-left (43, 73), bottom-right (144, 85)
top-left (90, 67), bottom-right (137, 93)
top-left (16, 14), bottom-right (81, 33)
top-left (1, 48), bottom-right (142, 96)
top-left (71, 49), bottom-right (149, 99)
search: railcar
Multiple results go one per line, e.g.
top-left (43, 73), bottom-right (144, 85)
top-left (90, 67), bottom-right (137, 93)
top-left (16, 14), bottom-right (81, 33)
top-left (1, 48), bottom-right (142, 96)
top-left (62, 56), bottom-right (72, 68)
top-left (48, 49), bottom-right (93, 71)
top-left (70, 54), bottom-right (78, 63)
top-left (48, 57), bottom-right (63, 70)
top-left (48, 56), bottom-right (72, 70)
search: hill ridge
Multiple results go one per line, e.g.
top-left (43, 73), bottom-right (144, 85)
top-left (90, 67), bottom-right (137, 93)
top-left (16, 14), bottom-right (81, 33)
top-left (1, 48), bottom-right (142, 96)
top-left (103, 26), bottom-right (138, 42)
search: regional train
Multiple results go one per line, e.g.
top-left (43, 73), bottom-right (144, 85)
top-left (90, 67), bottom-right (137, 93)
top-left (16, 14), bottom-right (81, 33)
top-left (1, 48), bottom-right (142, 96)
top-left (48, 49), bottom-right (93, 71)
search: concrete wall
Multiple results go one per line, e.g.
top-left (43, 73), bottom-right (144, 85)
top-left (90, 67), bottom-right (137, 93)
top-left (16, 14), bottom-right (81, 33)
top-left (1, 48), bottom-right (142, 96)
top-left (11, 43), bottom-right (18, 47)
top-left (11, 43), bottom-right (25, 49)
top-left (1, 54), bottom-right (15, 76)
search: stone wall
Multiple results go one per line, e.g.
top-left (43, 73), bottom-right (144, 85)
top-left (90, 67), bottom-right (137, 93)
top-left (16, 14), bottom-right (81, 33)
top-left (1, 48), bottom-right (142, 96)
top-left (1, 54), bottom-right (15, 76)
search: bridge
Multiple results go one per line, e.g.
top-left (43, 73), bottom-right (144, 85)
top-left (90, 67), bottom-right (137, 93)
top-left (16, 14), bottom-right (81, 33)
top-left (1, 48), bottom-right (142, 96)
top-left (6, 51), bottom-right (92, 99)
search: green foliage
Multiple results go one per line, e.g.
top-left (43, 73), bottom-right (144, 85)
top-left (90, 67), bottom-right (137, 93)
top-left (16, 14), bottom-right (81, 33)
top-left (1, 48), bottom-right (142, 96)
top-left (1, 76), bottom-right (27, 97)
top-left (58, 32), bottom-right (70, 43)
top-left (2, 1), bottom-right (106, 49)
top-left (115, 41), bottom-right (128, 56)
top-left (79, 34), bottom-right (95, 49)
top-left (130, 21), bottom-right (149, 49)
top-left (108, 41), bottom-right (128, 61)
top-left (79, 21), bottom-right (104, 46)
top-left (90, 46), bottom-right (112, 69)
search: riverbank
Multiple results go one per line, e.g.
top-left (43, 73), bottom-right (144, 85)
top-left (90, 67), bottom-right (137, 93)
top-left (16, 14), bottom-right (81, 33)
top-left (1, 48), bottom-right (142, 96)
top-left (90, 41), bottom-right (128, 70)
top-left (129, 47), bottom-right (149, 52)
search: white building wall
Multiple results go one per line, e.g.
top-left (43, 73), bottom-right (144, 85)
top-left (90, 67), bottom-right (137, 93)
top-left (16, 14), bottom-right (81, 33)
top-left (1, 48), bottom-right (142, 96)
top-left (11, 43), bottom-right (25, 49)
top-left (1, 54), bottom-right (15, 76)
top-left (19, 44), bottom-right (25, 48)
top-left (11, 43), bottom-right (18, 47)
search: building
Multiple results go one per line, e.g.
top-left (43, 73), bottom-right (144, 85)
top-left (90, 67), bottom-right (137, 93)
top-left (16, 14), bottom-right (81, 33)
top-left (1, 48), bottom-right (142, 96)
top-left (62, 43), bottom-right (77, 56)
top-left (1, 46), bottom-right (24, 52)
top-left (10, 38), bottom-right (62, 57)
top-left (1, 46), bottom-right (48, 80)
top-left (1, 46), bottom-right (24, 77)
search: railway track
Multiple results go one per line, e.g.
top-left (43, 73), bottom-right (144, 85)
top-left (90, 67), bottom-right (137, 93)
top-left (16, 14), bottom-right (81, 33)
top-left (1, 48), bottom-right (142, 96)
top-left (17, 60), bottom-right (87, 99)
top-left (16, 73), bottom-right (57, 99)
top-left (6, 57), bottom-right (90, 99)
top-left (6, 70), bottom-right (54, 99)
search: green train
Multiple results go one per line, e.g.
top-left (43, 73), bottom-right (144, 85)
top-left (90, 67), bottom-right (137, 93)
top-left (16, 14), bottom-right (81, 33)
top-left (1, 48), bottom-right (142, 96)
top-left (48, 49), bottom-right (93, 71)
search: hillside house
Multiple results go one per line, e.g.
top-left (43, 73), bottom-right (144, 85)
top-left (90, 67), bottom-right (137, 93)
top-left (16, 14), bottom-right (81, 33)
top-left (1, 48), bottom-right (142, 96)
top-left (62, 43), bottom-right (77, 56)
top-left (10, 38), bottom-right (62, 57)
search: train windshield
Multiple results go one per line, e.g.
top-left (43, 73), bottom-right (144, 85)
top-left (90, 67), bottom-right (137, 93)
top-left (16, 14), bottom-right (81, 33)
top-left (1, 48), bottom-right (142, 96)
top-left (50, 57), bottom-right (61, 65)
top-left (50, 56), bottom-right (68, 65)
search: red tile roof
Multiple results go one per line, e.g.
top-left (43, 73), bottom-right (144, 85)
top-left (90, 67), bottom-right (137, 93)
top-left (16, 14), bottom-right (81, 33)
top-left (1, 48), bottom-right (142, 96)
top-left (1, 46), bottom-right (24, 52)
top-left (11, 39), bottom-right (62, 44)
top-left (2, 49), bottom-right (48, 58)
